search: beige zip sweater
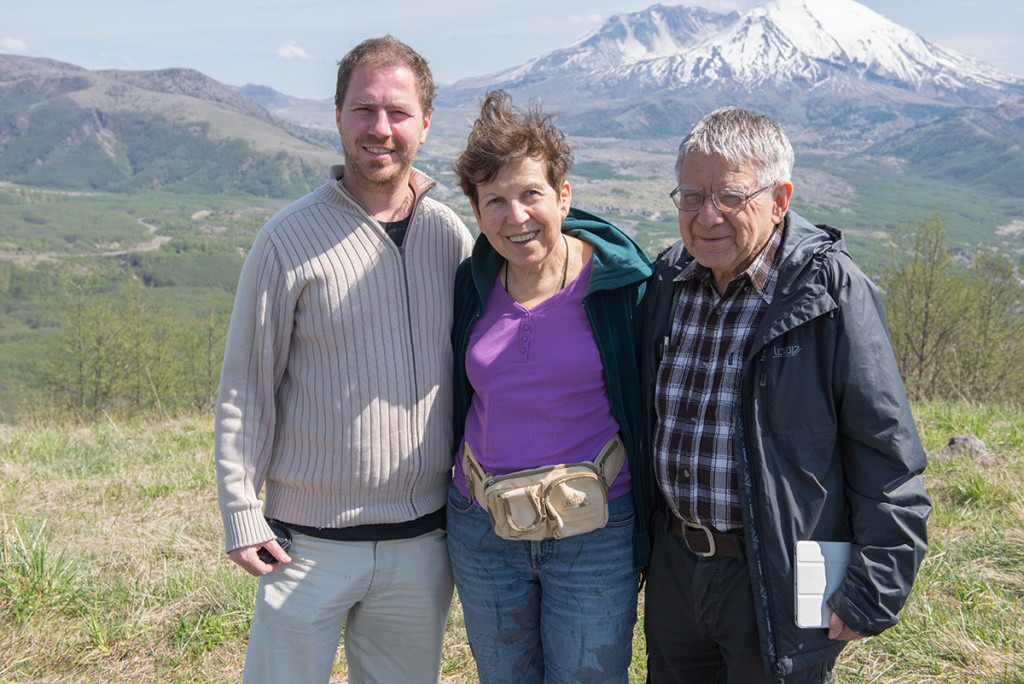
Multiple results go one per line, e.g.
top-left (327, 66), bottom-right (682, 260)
top-left (215, 165), bottom-right (473, 552)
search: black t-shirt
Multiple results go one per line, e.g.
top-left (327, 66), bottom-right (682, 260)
top-left (380, 215), bottom-right (411, 248)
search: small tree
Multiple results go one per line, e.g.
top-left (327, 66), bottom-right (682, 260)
top-left (166, 301), bottom-right (229, 413)
top-left (42, 269), bottom-right (229, 419)
top-left (880, 211), bottom-right (1024, 403)
top-left (950, 248), bottom-right (1024, 402)
top-left (881, 211), bottom-right (966, 400)
top-left (43, 270), bottom-right (126, 419)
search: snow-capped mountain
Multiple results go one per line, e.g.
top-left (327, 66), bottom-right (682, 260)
top-left (606, 0), bottom-right (1021, 93)
top-left (436, 0), bottom-right (1024, 144)
top-left (464, 5), bottom-right (739, 81)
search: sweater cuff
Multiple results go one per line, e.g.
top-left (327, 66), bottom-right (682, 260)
top-left (222, 507), bottom-right (274, 553)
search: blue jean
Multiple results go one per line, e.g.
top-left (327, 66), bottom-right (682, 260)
top-left (446, 483), bottom-right (638, 684)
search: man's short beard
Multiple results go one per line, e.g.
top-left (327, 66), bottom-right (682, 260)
top-left (352, 165), bottom-right (408, 191)
top-left (342, 149), bottom-right (414, 194)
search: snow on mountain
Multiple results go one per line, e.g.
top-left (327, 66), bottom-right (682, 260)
top-left (436, 0), bottom-right (1024, 142)
top-left (448, 4), bottom-right (737, 88)
top-left (604, 0), bottom-right (1023, 94)
top-left (540, 4), bottom-right (737, 71)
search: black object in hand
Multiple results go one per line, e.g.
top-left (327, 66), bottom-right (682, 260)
top-left (256, 520), bottom-right (293, 564)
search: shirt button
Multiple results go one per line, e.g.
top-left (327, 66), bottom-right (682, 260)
top-left (683, 469), bottom-right (691, 478)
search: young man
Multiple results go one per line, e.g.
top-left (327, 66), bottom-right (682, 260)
top-left (215, 36), bottom-right (473, 683)
top-left (641, 106), bottom-right (930, 682)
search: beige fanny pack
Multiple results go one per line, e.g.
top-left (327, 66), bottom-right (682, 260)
top-left (462, 434), bottom-right (626, 541)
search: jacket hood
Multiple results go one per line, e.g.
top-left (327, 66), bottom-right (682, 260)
top-left (772, 212), bottom-right (845, 296)
top-left (469, 207), bottom-right (653, 302)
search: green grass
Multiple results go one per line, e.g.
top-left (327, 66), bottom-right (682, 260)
top-left (2, 402), bottom-right (1023, 681)
top-left (832, 401), bottom-right (1024, 683)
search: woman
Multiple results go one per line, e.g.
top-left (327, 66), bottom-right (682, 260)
top-left (448, 90), bottom-right (653, 683)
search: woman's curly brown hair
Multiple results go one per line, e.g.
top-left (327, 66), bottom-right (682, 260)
top-left (453, 90), bottom-right (574, 207)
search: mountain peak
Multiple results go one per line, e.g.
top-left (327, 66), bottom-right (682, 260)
top-left (437, 0), bottom-right (1024, 142)
top-left (564, 4), bottom-right (739, 68)
top-left (456, 4), bottom-right (737, 84)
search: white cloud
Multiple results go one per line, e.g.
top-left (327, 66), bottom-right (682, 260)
top-left (2, 37), bottom-right (29, 53)
top-left (276, 43), bottom-right (312, 61)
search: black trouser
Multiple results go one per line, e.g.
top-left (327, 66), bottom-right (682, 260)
top-left (644, 514), bottom-right (835, 684)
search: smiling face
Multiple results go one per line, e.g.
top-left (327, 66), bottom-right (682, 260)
top-left (336, 64), bottom-right (430, 201)
top-left (472, 155), bottom-right (571, 278)
top-left (677, 150), bottom-right (792, 293)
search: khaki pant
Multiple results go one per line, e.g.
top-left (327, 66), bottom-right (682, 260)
top-left (243, 528), bottom-right (454, 684)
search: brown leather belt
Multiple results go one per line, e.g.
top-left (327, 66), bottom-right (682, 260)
top-left (670, 516), bottom-right (744, 558)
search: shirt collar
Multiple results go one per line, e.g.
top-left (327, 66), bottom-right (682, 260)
top-left (675, 226), bottom-right (784, 302)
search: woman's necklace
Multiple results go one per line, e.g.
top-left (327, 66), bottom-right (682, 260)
top-left (505, 234), bottom-right (569, 301)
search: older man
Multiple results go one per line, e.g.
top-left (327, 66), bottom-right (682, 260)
top-left (641, 107), bottom-right (930, 682)
top-left (215, 36), bottom-right (473, 683)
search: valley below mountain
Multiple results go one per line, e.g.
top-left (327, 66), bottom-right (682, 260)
top-left (1, 0), bottom-right (1023, 419)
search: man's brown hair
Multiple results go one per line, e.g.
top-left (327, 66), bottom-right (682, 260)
top-left (334, 35), bottom-right (435, 114)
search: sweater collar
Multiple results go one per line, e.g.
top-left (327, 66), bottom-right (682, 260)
top-left (328, 164), bottom-right (436, 216)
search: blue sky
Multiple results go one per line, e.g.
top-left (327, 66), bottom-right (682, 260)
top-left (3, 0), bottom-right (1023, 100)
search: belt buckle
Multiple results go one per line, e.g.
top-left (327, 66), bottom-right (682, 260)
top-left (684, 522), bottom-right (717, 558)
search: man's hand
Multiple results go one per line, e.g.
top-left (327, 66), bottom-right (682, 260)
top-left (828, 612), bottom-right (865, 641)
top-left (228, 540), bottom-right (291, 577)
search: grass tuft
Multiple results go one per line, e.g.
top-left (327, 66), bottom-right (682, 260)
top-left (1, 520), bottom-right (85, 624)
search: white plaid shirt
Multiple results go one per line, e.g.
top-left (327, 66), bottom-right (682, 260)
top-left (653, 229), bottom-right (783, 532)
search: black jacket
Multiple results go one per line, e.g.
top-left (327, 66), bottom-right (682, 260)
top-left (641, 212), bottom-right (931, 677)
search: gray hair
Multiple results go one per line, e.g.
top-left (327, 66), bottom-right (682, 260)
top-left (675, 107), bottom-right (794, 187)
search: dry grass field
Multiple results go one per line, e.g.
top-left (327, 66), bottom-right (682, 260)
top-left (2, 401), bottom-right (1023, 682)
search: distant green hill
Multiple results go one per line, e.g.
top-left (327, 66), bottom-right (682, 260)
top-left (0, 55), bottom-right (338, 197)
top-left (867, 101), bottom-right (1024, 197)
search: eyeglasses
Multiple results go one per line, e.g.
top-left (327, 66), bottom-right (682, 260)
top-left (670, 185), bottom-right (772, 213)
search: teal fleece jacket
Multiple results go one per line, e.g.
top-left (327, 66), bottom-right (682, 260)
top-left (451, 207), bottom-right (654, 567)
